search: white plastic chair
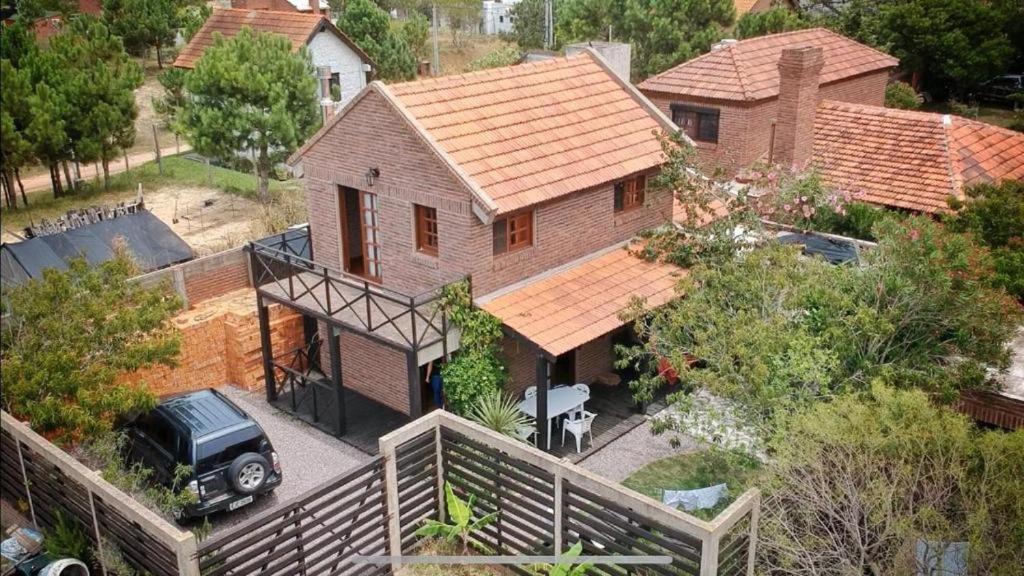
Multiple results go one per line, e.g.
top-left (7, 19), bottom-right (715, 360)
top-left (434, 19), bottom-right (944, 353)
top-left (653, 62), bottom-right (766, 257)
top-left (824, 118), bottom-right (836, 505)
top-left (562, 411), bottom-right (596, 453)
top-left (524, 386), bottom-right (537, 399)
top-left (568, 383), bottom-right (590, 420)
top-left (516, 419), bottom-right (537, 443)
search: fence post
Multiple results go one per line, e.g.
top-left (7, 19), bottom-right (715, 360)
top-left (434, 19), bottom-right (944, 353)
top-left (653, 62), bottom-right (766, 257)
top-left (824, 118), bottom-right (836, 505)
top-left (700, 533), bottom-right (720, 576)
top-left (383, 439), bottom-right (402, 573)
top-left (553, 467), bottom-right (564, 555)
top-left (176, 532), bottom-right (200, 576)
top-left (746, 494), bottom-right (761, 576)
top-left (87, 492), bottom-right (108, 576)
top-left (14, 439), bottom-right (36, 525)
top-left (434, 426), bottom-right (445, 523)
top-left (153, 125), bottom-right (163, 175)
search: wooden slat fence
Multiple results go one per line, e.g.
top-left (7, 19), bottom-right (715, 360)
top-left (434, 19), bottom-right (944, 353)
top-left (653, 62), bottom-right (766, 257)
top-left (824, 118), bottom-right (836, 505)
top-left (395, 429), bottom-right (440, 552)
top-left (196, 457), bottom-right (390, 576)
top-left (0, 411), bottom-right (197, 576)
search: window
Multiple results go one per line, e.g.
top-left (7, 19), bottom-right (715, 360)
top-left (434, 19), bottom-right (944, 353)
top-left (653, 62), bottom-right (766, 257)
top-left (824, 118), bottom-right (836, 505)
top-left (670, 104), bottom-right (720, 143)
top-left (414, 204), bottom-right (439, 256)
top-left (329, 72), bottom-right (341, 101)
top-left (493, 211), bottom-right (533, 255)
top-left (614, 175), bottom-right (646, 212)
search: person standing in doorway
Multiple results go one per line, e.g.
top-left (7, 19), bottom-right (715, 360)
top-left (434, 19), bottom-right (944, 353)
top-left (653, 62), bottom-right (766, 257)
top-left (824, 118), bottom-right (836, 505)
top-left (425, 360), bottom-right (445, 410)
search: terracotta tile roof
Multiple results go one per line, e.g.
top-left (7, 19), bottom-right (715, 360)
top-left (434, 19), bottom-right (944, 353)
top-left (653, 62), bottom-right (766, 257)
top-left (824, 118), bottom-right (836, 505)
top-left (174, 8), bottom-right (369, 69)
top-left (478, 245), bottom-right (684, 357)
top-left (638, 28), bottom-right (898, 101)
top-left (385, 52), bottom-right (674, 214)
top-left (813, 100), bottom-right (1024, 214)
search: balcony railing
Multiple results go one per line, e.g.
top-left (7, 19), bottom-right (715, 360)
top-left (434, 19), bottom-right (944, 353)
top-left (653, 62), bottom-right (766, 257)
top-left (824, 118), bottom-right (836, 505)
top-left (248, 226), bottom-right (457, 354)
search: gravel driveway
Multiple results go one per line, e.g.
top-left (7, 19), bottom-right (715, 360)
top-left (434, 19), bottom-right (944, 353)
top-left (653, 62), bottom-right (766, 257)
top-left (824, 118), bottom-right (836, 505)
top-left (578, 411), bottom-right (702, 483)
top-left (205, 386), bottom-right (373, 533)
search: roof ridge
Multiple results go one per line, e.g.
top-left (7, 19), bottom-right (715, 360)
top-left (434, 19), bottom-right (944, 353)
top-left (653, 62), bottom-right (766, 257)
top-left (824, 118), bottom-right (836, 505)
top-left (389, 53), bottom-right (587, 94)
top-left (727, 45), bottom-right (750, 100)
top-left (216, 7), bottom-right (323, 19)
top-left (938, 111), bottom-right (964, 203)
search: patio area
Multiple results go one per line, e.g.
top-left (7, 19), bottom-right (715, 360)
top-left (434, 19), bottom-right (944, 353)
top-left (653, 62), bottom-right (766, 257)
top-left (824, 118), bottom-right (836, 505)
top-left (540, 380), bottom-right (671, 462)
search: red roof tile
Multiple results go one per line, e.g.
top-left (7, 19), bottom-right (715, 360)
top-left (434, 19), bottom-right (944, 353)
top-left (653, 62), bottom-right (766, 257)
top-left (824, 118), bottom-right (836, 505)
top-left (638, 28), bottom-right (898, 102)
top-left (813, 100), bottom-right (1024, 214)
top-left (173, 8), bottom-right (368, 69)
top-left (385, 52), bottom-right (674, 214)
top-left (479, 246), bottom-right (684, 357)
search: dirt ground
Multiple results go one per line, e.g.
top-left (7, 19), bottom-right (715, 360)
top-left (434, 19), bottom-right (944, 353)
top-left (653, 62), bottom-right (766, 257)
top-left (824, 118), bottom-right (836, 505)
top-left (439, 33), bottom-right (515, 74)
top-left (143, 185), bottom-right (265, 255)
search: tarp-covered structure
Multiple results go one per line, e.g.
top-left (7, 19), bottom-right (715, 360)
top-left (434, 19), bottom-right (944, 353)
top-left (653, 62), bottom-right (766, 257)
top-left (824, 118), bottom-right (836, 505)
top-left (1, 211), bottom-right (193, 287)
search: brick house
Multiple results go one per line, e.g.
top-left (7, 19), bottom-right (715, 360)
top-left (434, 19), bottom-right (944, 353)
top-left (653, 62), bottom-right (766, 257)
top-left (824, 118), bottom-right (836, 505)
top-left (253, 50), bottom-right (684, 449)
top-left (174, 9), bottom-right (373, 108)
top-left (228, 0), bottom-right (330, 16)
top-left (638, 28), bottom-right (898, 176)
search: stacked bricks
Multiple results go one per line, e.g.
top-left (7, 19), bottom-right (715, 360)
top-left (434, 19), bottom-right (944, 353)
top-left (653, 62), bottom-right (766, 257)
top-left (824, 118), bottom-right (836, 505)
top-left (121, 288), bottom-right (304, 397)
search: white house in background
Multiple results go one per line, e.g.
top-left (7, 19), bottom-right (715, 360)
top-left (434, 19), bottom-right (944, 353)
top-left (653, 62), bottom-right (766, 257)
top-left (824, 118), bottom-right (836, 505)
top-left (483, 0), bottom-right (521, 35)
top-left (225, 0), bottom-right (330, 15)
top-left (174, 8), bottom-right (374, 108)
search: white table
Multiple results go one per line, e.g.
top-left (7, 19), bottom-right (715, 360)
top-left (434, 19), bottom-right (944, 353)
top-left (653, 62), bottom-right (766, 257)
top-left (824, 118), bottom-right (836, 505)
top-left (518, 386), bottom-right (590, 449)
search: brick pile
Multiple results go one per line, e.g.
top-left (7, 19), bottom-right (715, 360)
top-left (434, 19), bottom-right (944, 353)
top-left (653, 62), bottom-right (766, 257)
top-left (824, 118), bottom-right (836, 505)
top-left (121, 288), bottom-right (304, 397)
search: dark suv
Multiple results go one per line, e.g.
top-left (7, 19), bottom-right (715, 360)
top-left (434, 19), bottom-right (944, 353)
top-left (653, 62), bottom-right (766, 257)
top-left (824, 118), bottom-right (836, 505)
top-left (123, 389), bottom-right (282, 519)
top-left (975, 74), bottom-right (1024, 104)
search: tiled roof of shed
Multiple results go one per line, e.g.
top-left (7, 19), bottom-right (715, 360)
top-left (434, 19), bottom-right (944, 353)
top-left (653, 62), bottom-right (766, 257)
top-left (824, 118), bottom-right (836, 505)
top-left (173, 8), bottom-right (368, 69)
top-left (813, 100), bottom-right (1024, 214)
top-left (386, 52), bottom-right (671, 214)
top-left (478, 245), bottom-right (684, 357)
top-left (638, 28), bottom-right (898, 101)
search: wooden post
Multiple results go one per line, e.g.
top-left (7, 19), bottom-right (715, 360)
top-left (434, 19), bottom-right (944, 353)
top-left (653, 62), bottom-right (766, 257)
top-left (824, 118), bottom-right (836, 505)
top-left (434, 425), bottom-right (445, 523)
top-left (257, 293), bottom-right (275, 402)
top-left (153, 125), bottom-right (163, 175)
top-left (382, 440), bottom-right (402, 573)
top-left (14, 440), bottom-right (36, 525)
top-left (535, 353), bottom-right (549, 450)
top-left (746, 494), bottom-right (760, 576)
top-left (87, 492), bottom-right (109, 576)
top-left (553, 467), bottom-right (564, 554)
top-left (329, 329), bottom-right (346, 436)
top-left (700, 533), bottom-right (720, 576)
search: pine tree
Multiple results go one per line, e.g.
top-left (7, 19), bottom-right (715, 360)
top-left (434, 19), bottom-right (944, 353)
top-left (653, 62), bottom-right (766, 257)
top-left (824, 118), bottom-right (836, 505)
top-left (180, 28), bottom-right (319, 201)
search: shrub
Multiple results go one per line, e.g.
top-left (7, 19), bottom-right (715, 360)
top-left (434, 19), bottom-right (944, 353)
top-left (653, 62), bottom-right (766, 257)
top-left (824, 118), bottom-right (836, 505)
top-left (946, 180), bottom-right (1024, 300)
top-left (885, 80), bottom-right (923, 109)
top-left (467, 45), bottom-right (522, 71)
top-left (467, 392), bottom-right (531, 440)
top-left (810, 201), bottom-right (893, 241)
top-left (43, 512), bottom-right (93, 563)
top-left (438, 281), bottom-right (507, 415)
top-left (416, 482), bottom-right (497, 553)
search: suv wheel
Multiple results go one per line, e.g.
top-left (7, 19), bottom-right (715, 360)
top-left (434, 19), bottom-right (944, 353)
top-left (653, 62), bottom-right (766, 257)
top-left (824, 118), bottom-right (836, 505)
top-left (229, 453), bottom-right (270, 494)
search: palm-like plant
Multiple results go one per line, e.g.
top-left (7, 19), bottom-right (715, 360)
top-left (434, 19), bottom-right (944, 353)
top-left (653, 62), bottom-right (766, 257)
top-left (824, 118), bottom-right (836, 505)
top-left (467, 392), bottom-right (533, 441)
top-left (416, 482), bottom-right (497, 553)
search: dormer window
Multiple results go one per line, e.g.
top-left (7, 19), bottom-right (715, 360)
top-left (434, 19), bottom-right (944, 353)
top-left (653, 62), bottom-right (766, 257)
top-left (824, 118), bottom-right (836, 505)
top-left (614, 175), bottom-right (646, 212)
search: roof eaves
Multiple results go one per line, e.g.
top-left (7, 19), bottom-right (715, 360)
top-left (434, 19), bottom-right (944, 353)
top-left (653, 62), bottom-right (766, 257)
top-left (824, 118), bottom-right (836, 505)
top-left (375, 82), bottom-right (500, 223)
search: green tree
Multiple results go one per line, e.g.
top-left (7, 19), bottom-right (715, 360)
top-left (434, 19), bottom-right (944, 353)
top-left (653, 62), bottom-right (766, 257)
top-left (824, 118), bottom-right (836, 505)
top-left (180, 28), bottom-right (319, 201)
top-left (735, 6), bottom-right (808, 39)
top-left (947, 180), bottom-right (1024, 300)
top-left (179, 2), bottom-right (212, 43)
top-left (760, 384), bottom-right (1024, 575)
top-left (103, 0), bottom-right (179, 67)
top-left (884, 80), bottom-right (923, 109)
top-left (40, 16), bottom-right (143, 189)
top-left (509, 0), bottom-right (546, 50)
top-left (0, 251), bottom-right (182, 442)
top-left (398, 11), bottom-right (430, 61)
top-left (628, 215), bottom-right (1020, 429)
top-left (0, 59), bottom-right (34, 209)
top-left (153, 66), bottom-right (189, 135)
top-left (556, 0), bottom-right (735, 80)
top-left (338, 0), bottom-right (416, 80)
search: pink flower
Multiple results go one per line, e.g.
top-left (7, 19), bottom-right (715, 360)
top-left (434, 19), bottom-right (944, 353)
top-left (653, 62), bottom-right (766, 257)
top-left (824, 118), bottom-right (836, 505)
top-left (909, 229), bottom-right (920, 241)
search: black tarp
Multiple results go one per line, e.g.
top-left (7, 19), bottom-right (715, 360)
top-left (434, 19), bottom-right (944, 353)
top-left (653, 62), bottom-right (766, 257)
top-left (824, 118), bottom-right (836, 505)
top-left (1, 211), bottom-right (193, 287)
top-left (777, 231), bottom-right (860, 264)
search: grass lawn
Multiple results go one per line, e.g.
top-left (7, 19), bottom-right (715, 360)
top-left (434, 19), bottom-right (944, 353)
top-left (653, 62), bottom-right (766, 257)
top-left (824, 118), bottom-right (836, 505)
top-left (1, 155), bottom-right (300, 235)
top-left (622, 449), bottom-right (762, 521)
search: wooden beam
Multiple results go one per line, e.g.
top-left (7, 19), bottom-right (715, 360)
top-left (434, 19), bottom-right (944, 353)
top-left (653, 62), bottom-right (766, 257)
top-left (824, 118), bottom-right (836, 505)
top-left (535, 352), bottom-right (549, 450)
top-left (257, 293), bottom-right (275, 402)
top-left (329, 328), bottom-right (346, 436)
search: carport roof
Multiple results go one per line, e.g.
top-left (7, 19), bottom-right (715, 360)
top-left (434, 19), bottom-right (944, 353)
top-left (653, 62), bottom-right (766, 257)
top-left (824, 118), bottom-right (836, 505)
top-left (476, 244), bottom-right (685, 357)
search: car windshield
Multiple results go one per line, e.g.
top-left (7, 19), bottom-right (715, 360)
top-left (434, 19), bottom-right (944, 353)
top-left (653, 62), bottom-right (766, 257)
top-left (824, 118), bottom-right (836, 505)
top-left (195, 426), bottom-right (264, 475)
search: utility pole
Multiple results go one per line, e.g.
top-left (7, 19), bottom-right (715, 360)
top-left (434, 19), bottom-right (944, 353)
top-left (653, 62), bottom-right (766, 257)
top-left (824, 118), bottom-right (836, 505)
top-left (431, 3), bottom-right (441, 76)
top-left (543, 0), bottom-right (553, 50)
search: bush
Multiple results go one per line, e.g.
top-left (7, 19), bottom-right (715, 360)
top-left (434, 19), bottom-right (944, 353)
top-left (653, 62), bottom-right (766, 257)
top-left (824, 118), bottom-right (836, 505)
top-left (885, 80), bottom-right (923, 110)
top-left (946, 180), bottom-right (1024, 300)
top-left (810, 201), bottom-right (893, 241)
top-left (467, 45), bottom-right (522, 71)
top-left (467, 392), bottom-right (531, 439)
top-left (0, 252), bottom-right (181, 442)
top-left (438, 281), bottom-right (507, 415)
top-left (759, 384), bottom-right (1024, 575)
top-left (43, 512), bottom-right (93, 563)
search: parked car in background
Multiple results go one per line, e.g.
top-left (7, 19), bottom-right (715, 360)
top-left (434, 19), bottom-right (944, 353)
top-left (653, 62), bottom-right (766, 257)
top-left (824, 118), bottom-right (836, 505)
top-left (122, 389), bottom-right (282, 520)
top-left (974, 74), bottom-right (1024, 104)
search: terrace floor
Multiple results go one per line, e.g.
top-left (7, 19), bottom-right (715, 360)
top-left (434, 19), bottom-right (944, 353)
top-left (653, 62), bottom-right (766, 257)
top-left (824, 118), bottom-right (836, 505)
top-left (546, 382), bottom-right (671, 463)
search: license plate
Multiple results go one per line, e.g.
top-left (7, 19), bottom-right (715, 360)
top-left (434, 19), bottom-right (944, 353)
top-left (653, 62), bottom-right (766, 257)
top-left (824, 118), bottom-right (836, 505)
top-left (228, 496), bottom-right (254, 511)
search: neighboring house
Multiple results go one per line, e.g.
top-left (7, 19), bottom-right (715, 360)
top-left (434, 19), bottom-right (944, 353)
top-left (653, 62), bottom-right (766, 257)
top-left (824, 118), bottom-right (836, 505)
top-left (1, 0), bottom-right (102, 42)
top-left (229, 0), bottom-right (330, 15)
top-left (173, 8), bottom-right (373, 107)
top-left (255, 51), bottom-right (682, 446)
top-left (733, 0), bottom-right (796, 18)
top-left (482, 0), bottom-right (520, 35)
top-left (638, 28), bottom-right (898, 176)
top-left (813, 100), bottom-right (1024, 213)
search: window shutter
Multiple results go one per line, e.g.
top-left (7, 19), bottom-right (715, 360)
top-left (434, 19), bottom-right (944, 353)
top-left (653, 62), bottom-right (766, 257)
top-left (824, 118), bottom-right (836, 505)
top-left (493, 218), bottom-right (507, 255)
top-left (614, 182), bottom-right (624, 211)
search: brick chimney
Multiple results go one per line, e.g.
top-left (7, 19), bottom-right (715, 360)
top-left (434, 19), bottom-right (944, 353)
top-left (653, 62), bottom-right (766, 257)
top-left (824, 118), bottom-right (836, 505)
top-left (773, 46), bottom-right (824, 170)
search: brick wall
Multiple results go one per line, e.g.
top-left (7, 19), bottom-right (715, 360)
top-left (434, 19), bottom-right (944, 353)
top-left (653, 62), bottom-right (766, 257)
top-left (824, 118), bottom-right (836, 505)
top-left (135, 247), bottom-right (251, 309)
top-left (575, 335), bottom-right (614, 384)
top-left (301, 89), bottom-right (674, 300)
top-left (337, 331), bottom-right (412, 415)
top-left (121, 289), bottom-right (304, 397)
top-left (500, 333), bottom-right (614, 399)
top-left (643, 69), bottom-right (891, 176)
